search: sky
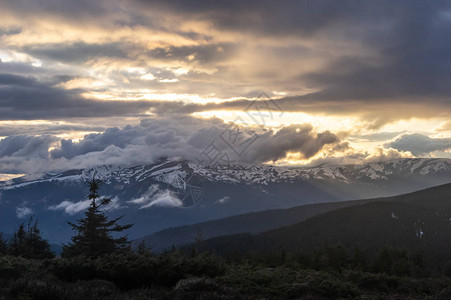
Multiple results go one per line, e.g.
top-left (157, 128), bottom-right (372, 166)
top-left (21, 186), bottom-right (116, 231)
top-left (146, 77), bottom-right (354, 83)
top-left (0, 0), bottom-right (450, 178)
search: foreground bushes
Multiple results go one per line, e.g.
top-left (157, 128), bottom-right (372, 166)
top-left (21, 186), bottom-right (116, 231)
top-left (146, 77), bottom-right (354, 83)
top-left (53, 251), bottom-right (226, 289)
top-left (2, 251), bottom-right (451, 299)
top-left (219, 265), bottom-right (451, 299)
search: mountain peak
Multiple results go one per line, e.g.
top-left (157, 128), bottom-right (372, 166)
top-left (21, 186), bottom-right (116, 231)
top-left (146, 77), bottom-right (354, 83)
top-left (2, 158), bottom-right (451, 190)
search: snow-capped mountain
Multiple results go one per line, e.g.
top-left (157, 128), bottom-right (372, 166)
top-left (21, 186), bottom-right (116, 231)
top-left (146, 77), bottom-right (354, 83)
top-left (4, 157), bottom-right (450, 189)
top-left (1, 158), bottom-right (450, 244)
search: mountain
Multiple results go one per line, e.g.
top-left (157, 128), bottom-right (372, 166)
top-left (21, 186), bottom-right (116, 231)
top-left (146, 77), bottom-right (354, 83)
top-left (0, 158), bottom-right (450, 244)
top-left (194, 182), bottom-right (451, 268)
top-left (134, 198), bottom-right (379, 252)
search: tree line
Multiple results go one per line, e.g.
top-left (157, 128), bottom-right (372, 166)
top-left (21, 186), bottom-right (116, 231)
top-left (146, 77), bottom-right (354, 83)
top-left (0, 173), bottom-right (133, 259)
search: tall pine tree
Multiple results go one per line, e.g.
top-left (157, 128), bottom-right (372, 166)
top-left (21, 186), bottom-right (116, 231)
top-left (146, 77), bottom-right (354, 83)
top-left (62, 173), bottom-right (133, 258)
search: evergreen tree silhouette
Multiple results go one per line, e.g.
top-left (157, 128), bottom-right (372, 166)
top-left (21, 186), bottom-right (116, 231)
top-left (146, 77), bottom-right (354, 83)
top-left (62, 173), bottom-right (133, 258)
top-left (9, 217), bottom-right (54, 259)
top-left (0, 233), bottom-right (7, 255)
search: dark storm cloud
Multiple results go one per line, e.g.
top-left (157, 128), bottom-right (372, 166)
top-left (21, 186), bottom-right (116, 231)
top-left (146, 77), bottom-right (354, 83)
top-left (240, 124), bottom-right (339, 163)
top-left (20, 42), bottom-right (128, 64)
top-left (136, 0), bottom-right (371, 36)
top-left (0, 27), bottom-right (21, 37)
top-left (386, 133), bottom-right (451, 156)
top-left (0, 72), bottom-right (253, 121)
top-left (0, 72), bottom-right (239, 121)
top-left (2, 0), bottom-right (451, 118)
top-left (15, 42), bottom-right (235, 66)
top-left (0, 60), bottom-right (38, 74)
top-left (298, 1), bottom-right (451, 110)
top-left (0, 70), bottom-right (444, 127)
top-left (0, 123), bottom-right (105, 136)
top-left (134, 0), bottom-right (451, 112)
top-left (135, 0), bottom-right (449, 42)
top-left (0, 73), bottom-right (154, 120)
top-left (2, 0), bottom-right (113, 20)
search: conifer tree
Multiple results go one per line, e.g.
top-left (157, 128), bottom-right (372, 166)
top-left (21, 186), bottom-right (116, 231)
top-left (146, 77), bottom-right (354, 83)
top-left (136, 240), bottom-right (152, 255)
top-left (0, 233), bottom-right (7, 255)
top-left (62, 173), bottom-right (133, 258)
top-left (191, 228), bottom-right (203, 257)
top-left (9, 217), bottom-right (54, 259)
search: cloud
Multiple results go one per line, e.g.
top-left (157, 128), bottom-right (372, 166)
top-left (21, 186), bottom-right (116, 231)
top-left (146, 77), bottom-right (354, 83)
top-left (48, 196), bottom-right (122, 215)
top-left (2, 0), bottom-right (451, 128)
top-left (0, 123), bottom-right (105, 137)
top-left (144, 191), bottom-right (182, 208)
top-left (0, 26), bottom-right (21, 37)
top-left (49, 117), bottom-right (339, 166)
top-left (215, 196), bottom-right (230, 204)
top-left (107, 196), bottom-right (122, 210)
top-left (0, 135), bottom-right (55, 158)
top-left (352, 132), bottom-right (407, 142)
top-left (50, 126), bottom-right (145, 159)
top-left (135, 0), bottom-right (379, 37)
top-left (437, 121), bottom-right (451, 132)
top-left (16, 206), bottom-right (33, 218)
top-left (240, 124), bottom-right (339, 163)
top-left (0, 116), bottom-right (343, 174)
top-left (0, 73), bottom-right (157, 121)
top-left (366, 147), bottom-right (414, 161)
top-left (298, 145), bottom-right (414, 167)
top-left (127, 1), bottom-right (451, 120)
top-left (385, 133), bottom-right (451, 156)
top-left (1, 0), bottom-right (451, 169)
top-left (48, 200), bottom-right (91, 215)
top-left (1, 0), bottom-right (450, 120)
top-left (20, 42), bottom-right (129, 64)
top-left (146, 43), bottom-right (236, 64)
top-left (128, 185), bottom-right (182, 208)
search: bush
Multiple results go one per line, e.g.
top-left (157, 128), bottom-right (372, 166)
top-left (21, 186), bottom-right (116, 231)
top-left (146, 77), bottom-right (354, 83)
top-left (0, 255), bottom-right (35, 279)
top-left (175, 277), bottom-right (222, 293)
top-left (52, 251), bottom-right (226, 289)
top-left (7, 278), bottom-right (119, 300)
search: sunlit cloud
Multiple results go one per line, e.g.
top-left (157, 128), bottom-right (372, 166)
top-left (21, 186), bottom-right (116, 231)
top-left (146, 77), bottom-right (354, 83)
top-left (0, 173), bottom-right (24, 181)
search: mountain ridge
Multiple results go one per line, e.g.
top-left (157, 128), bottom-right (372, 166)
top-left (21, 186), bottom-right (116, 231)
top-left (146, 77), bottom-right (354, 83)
top-left (3, 157), bottom-right (451, 188)
top-left (0, 158), bottom-right (450, 244)
top-left (135, 181), bottom-right (451, 252)
top-left (192, 182), bottom-right (451, 266)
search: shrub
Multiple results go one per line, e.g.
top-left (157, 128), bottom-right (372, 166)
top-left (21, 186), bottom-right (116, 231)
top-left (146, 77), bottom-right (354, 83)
top-left (0, 255), bottom-right (34, 279)
top-left (52, 251), bottom-right (226, 289)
